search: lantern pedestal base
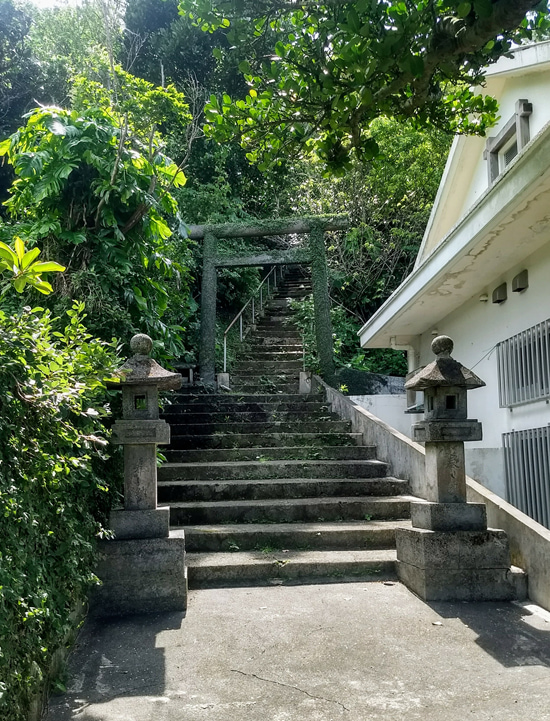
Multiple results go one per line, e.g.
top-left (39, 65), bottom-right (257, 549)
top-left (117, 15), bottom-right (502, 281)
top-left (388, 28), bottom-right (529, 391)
top-left (91, 530), bottom-right (187, 617)
top-left (110, 507), bottom-right (170, 539)
top-left (410, 500), bottom-right (487, 532)
top-left (395, 527), bottom-right (518, 601)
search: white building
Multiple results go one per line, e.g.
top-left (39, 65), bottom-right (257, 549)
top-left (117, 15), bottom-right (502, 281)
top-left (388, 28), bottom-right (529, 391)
top-left (358, 41), bottom-right (550, 527)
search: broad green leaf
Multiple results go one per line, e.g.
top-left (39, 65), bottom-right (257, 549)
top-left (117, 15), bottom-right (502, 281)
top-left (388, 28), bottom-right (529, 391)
top-left (172, 170), bottom-right (187, 188)
top-left (0, 242), bottom-right (17, 265)
top-left (13, 276), bottom-right (27, 292)
top-left (14, 237), bottom-right (25, 263)
top-left (28, 262), bottom-right (66, 274)
top-left (21, 247), bottom-right (41, 270)
top-left (30, 280), bottom-right (54, 295)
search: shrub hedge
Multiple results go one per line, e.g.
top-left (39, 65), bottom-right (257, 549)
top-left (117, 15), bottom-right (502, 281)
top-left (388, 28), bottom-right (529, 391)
top-left (0, 302), bottom-right (120, 719)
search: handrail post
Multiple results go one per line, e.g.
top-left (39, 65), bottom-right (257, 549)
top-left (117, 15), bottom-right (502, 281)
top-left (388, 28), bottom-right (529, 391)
top-left (239, 314), bottom-right (243, 341)
top-left (252, 297), bottom-right (255, 326)
top-left (223, 335), bottom-right (227, 373)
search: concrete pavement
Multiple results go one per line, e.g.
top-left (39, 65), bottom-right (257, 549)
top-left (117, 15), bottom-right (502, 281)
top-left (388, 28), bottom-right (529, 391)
top-left (46, 581), bottom-right (550, 721)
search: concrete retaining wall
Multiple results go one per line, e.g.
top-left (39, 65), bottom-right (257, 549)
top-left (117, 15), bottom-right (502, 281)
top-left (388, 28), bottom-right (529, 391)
top-left (314, 375), bottom-right (550, 612)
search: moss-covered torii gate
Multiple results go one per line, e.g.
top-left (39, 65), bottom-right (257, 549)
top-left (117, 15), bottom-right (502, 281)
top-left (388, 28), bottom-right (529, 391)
top-left (187, 216), bottom-right (349, 386)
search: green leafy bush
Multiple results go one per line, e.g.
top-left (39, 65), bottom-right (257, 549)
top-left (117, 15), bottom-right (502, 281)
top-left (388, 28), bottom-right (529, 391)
top-left (290, 295), bottom-right (407, 377)
top-left (0, 301), bottom-right (120, 719)
top-left (0, 101), bottom-right (192, 359)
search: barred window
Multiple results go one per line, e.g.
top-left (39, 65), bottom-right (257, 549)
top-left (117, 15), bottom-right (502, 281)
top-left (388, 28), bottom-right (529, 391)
top-left (503, 426), bottom-right (550, 529)
top-left (497, 319), bottom-right (550, 407)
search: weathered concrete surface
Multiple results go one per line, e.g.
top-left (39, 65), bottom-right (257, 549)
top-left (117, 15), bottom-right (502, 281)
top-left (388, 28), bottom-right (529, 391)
top-left (47, 583), bottom-right (550, 721)
top-left (91, 531), bottom-right (187, 617)
top-left (410, 500), bottom-right (487, 532)
top-left (313, 376), bottom-right (550, 612)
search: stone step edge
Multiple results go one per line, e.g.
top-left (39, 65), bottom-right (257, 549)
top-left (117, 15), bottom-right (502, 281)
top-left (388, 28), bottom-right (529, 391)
top-left (187, 549), bottom-right (397, 587)
top-left (161, 459), bottom-right (386, 470)
top-left (188, 548), bottom-right (397, 567)
top-left (179, 519), bottom-right (411, 533)
top-left (168, 394), bottom-right (324, 402)
top-left (162, 445), bottom-right (374, 458)
top-left (163, 494), bottom-right (413, 510)
top-left (159, 475), bottom-right (403, 488)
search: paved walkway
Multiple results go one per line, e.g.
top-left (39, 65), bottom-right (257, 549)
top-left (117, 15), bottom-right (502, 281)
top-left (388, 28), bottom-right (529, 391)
top-left (46, 582), bottom-right (550, 721)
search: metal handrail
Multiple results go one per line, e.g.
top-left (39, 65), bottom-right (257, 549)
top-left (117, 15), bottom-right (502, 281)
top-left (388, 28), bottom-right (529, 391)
top-left (222, 265), bottom-right (283, 373)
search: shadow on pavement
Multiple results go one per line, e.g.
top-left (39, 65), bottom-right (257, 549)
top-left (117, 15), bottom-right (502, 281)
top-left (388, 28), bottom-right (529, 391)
top-left (45, 611), bottom-right (185, 720)
top-left (428, 600), bottom-right (550, 668)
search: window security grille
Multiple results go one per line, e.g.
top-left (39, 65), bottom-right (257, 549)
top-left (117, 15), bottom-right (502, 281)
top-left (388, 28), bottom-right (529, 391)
top-left (503, 141), bottom-right (518, 167)
top-left (497, 318), bottom-right (550, 407)
top-left (503, 426), bottom-right (550, 529)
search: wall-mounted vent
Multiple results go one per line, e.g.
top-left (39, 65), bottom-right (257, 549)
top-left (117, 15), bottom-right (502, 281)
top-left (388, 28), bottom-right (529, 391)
top-left (497, 318), bottom-right (550, 407)
top-left (512, 269), bottom-right (529, 293)
top-left (492, 282), bottom-right (507, 304)
top-left (503, 426), bottom-right (550, 529)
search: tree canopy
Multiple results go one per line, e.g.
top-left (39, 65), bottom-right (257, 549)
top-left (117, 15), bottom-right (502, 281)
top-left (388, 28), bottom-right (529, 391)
top-left (184, 0), bottom-right (550, 170)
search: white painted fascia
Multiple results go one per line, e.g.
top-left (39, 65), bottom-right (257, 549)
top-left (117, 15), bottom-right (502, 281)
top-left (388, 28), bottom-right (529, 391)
top-left (484, 40), bottom-right (550, 79)
top-left (415, 41), bottom-right (550, 270)
top-left (358, 120), bottom-right (550, 348)
top-left (414, 135), bottom-right (463, 270)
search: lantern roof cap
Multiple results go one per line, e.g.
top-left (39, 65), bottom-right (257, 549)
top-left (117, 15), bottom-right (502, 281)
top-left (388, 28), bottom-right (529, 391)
top-left (405, 336), bottom-right (485, 392)
top-left (116, 334), bottom-right (182, 390)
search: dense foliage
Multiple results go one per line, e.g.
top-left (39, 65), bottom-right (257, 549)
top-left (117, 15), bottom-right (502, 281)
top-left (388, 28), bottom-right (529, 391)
top-left (1, 3), bottom-right (547, 715)
top-left (294, 117), bottom-right (451, 318)
top-left (185, 0), bottom-right (549, 171)
top-left (290, 295), bottom-right (408, 377)
top-left (0, 99), bottom-right (193, 358)
top-left (0, 301), bottom-right (119, 719)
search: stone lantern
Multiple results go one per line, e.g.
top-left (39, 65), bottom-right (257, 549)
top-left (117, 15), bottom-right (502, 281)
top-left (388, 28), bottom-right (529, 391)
top-left (395, 336), bottom-right (520, 601)
top-left (111, 333), bottom-right (181, 537)
top-left (93, 334), bottom-right (187, 616)
top-left (406, 335), bottom-right (485, 511)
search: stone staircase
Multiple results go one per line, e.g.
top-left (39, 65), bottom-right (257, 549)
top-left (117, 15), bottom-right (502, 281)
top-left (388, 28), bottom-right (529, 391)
top-left (159, 267), bottom-right (412, 587)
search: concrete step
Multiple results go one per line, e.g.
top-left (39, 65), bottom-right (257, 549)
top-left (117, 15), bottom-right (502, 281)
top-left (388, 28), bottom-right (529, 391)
top-left (168, 393), bottom-right (324, 405)
top-left (228, 383), bottom-right (300, 394)
top-left (248, 339), bottom-right (303, 347)
top-left (159, 458), bottom-right (386, 482)
top-left (158, 477), bottom-right (408, 503)
top-left (229, 376), bottom-right (300, 388)
top-left (164, 401), bottom-right (329, 415)
top-left (275, 292), bottom-right (310, 298)
top-left (231, 353), bottom-right (303, 374)
top-left (253, 331), bottom-right (302, 338)
top-left (246, 348), bottom-right (304, 362)
top-left (187, 549), bottom-right (397, 588)
top-left (162, 444), bottom-right (375, 463)
top-left (167, 432), bottom-right (362, 450)
top-left (166, 495), bottom-right (410, 525)
top-left (255, 323), bottom-right (299, 331)
top-left (167, 420), bottom-right (352, 436)
top-left (261, 313), bottom-right (295, 320)
top-left (162, 409), bottom-right (336, 424)
top-left (231, 360), bottom-right (303, 371)
top-left (183, 520), bottom-right (410, 552)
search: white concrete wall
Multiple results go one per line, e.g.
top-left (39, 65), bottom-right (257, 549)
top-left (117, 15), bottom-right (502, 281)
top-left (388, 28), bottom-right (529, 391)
top-left (461, 72), bottom-right (550, 215)
top-left (417, 241), bottom-right (550, 496)
top-left (419, 43), bottom-right (550, 263)
top-left (349, 395), bottom-right (413, 437)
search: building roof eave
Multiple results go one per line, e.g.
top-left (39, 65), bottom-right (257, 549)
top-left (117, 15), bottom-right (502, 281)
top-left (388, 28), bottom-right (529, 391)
top-left (358, 123), bottom-right (550, 349)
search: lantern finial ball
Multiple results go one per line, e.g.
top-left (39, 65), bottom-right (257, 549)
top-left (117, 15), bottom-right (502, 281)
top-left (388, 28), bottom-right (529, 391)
top-left (130, 333), bottom-right (153, 356)
top-left (431, 335), bottom-right (454, 357)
